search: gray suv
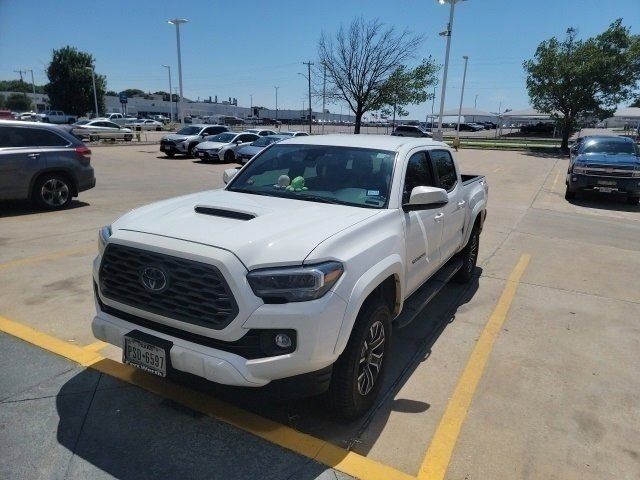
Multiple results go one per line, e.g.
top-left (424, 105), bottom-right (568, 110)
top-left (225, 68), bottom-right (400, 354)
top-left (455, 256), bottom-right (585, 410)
top-left (391, 125), bottom-right (433, 138)
top-left (160, 124), bottom-right (230, 158)
top-left (0, 120), bottom-right (96, 210)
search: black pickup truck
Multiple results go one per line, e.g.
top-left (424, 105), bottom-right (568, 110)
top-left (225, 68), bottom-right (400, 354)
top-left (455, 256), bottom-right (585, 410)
top-left (566, 135), bottom-right (640, 205)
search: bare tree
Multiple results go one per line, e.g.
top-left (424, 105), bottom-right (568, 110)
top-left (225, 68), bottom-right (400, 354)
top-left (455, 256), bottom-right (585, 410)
top-left (318, 17), bottom-right (423, 133)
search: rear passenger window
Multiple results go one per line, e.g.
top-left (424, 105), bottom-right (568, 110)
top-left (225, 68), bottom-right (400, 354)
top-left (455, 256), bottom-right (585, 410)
top-left (0, 127), bottom-right (68, 147)
top-left (403, 152), bottom-right (435, 203)
top-left (430, 150), bottom-right (457, 191)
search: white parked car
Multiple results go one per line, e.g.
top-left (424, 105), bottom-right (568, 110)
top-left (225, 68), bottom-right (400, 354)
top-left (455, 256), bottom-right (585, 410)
top-left (72, 119), bottom-right (133, 141)
top-left (128, 119), bottom-right (164, 131)
top-left (246, 128), bottom-right (278, 137)
top-left (193, 132), bottom-right (260, 162)
top-left (92, 134), bottom-right (488, 418)
top-left (277, 131), bottom-right (310, 137)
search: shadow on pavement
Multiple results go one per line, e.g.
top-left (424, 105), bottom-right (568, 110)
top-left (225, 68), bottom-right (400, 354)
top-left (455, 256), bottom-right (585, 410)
top-left (54, 269), bottom-right (481, 477)
top-left (568, 191), bottom-right (640, 212)
top-left (0, 200), bottom-right (89, 218)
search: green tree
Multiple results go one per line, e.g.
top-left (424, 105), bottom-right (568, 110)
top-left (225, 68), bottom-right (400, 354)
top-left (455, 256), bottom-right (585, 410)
top-left (106, 90), bottom-right (118, 96)
top-left (0, 94), bottom-right (5, 109)
top-left (45, 46), bottom-right (107, 116)
top-left (630, 94), bottom-right (640, 108)
top-left (121, 89), bottom-right (145, 97)
top-left (318, 17), bottom-right (423, 133)
top-left (379, 58), bottom-right (438, 125)
top-left (5, 93), bottom-right (31, 111)
top-left (0, 79), bottom-right (45, 94)
top-left (523, 20), bottom-right (640, 150)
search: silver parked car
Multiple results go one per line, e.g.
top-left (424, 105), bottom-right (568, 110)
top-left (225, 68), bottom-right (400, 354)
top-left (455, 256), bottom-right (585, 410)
top-left (277, 131), bottom-right (309, 137)
top-left (193, 132), bottom-right (260, 163)
top-left (72, 119), bottom-right (133, 142)
top-left (0, 120), bottom-right (96, 210)
top-left (160, 124), bottom-right (230, 157)
top-left (236, 134), bottom-right (289, 164)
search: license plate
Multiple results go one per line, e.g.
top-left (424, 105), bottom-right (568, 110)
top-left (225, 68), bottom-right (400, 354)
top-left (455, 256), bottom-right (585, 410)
top-left (597, 180), bottom-right (616, 186)
top-left (597, 187), bottom-right (614, 193)
top-left (123, 335), bottom-right (168, 377)
top-left (198, 152), bottom-right (205, 157)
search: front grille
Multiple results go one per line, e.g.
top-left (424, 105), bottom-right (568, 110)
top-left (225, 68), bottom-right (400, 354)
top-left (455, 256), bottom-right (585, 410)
top-left (161, 140), bottom-right (175, 147)
top-left (99, 244), bottom-right (238, 330)
top-left (584, 164), bottom-right (635, 178)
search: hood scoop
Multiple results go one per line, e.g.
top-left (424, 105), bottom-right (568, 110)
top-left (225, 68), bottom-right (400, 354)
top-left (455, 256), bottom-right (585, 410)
top-left (194, 205), bottom-right (257, 221)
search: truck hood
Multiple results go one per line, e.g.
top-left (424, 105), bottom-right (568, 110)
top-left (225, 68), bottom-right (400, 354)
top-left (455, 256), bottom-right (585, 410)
top-left (112, 189), bottom-right (380, 269)
top-left (577, 153), bottom-right (640, 166)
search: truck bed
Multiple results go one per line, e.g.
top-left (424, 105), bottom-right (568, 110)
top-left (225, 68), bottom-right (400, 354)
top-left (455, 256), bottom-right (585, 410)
top-left (461, 174), bottom-right (485, 185)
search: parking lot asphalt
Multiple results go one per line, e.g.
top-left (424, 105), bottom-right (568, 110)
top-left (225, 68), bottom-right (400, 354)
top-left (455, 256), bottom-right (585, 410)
top-left (1, 144), bottom-right (639, 479)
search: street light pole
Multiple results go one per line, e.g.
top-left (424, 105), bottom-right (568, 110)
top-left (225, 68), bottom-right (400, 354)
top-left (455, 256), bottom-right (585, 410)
top-left (85, 66), bottom-right (99, 118)
top-left (168, 19), bottom-right (188, 124)
top-left (274, 86), bottom-right (279, 122)
top-left (303, 61), bottom-right (314, 133)
top-left (474, 94), bottom-right (478, 109)
top-left (435, 0), bottom-right (466, 140)
top-left (162, 65), bottom-right (173, 121)
top-left (456, 55), bottom-right (469, 138)
top-left (322, 64), bottom-right (326, 133)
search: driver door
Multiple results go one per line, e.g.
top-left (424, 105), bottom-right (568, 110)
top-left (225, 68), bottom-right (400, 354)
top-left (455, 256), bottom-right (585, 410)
top-left (402, 151), bottom-right (444, 295)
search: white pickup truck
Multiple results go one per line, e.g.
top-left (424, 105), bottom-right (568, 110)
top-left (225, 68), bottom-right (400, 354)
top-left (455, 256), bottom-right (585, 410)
top-left (36, 110), bottom-right (77, 124)
top-left (92, 135), bottom-right (488, 418)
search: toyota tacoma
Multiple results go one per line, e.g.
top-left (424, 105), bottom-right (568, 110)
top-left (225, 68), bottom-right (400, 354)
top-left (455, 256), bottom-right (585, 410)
top-left (92, 135), bottom-right (488, 418)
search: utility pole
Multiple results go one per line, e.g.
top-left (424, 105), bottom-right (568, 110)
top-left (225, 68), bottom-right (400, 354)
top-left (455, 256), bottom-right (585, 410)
top-left (455, 56), bottom-right (469, 138)
top-left (474, 94), bottom-right (479, 109)
top-left (250, 94), bottom-right (253, 120)
top-left (274, 86), bottom-right (279, 123)
top-left (322, 64), bottom-right (326, 133)
top-left (84, 66), bottom-right (99, 119)
top-left (25, 69), bottom-right (37, 112)
top-left (14, 69), bottom-right (26, 82)
top-left (303, 60), bottom-right (314, 133)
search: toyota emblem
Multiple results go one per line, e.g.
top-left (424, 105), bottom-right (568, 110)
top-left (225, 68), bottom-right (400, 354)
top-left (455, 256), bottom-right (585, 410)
top-left (140, 266), bottom-right (168, 292)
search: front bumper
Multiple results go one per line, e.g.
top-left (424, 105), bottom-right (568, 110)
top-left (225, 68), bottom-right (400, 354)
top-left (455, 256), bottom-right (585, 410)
top-left (194, 150), bottom-right (222, 161)
top-left (568, 173), bottom-right (640, 195)
top-left (92, 233), bottom-right (348, 387)
top-left (160, 141), bottom-right (189, 154)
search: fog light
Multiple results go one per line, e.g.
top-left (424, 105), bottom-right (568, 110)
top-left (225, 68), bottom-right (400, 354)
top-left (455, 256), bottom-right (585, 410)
top-left (572, 176), bottom-right (577, 181)
top-left (274, 333), bottom-right (292, 349)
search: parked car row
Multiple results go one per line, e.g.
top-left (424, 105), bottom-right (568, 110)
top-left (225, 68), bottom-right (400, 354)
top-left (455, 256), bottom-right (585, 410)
top-left (159, 124), bottom-right (308, 161)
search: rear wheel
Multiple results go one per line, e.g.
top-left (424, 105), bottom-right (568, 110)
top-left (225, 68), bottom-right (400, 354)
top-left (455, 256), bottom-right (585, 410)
top-left (328, 298), bottom-right (391, 419)
top-left (565, 186), bottom-right (576, 200)
top-left (124, 135), bottom-right (133, 142)
top-left (187, 143), bottom-right (197, 158)
top-left (627, 196), bottom-right (640, 206)
top-left (156, 127), bottom-right (162, 131)
top-left (224, 150), bottom-right (235, 163)
top-left (89, 134), bottom-right (99, 143)
top-left (454, 224), bottom-right (479, 283)
top-left (32, 173), bottom-right (73, 210)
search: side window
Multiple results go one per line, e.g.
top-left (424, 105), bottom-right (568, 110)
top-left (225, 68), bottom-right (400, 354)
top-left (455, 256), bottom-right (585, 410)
top-left (430, 150), bottom-right (457, 191)
top-left (26, 129), bottom-right (69, 147)
top-left (0, 127), bottom-right (28, 147)
top-left (403, 152), bottom-right (435, 203)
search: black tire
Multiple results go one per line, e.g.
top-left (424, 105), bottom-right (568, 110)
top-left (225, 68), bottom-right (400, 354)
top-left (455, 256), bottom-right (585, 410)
top-left (165, 151), bottom-right (175, 158)
top-left (453, 224), bottom-right (479, 283)
top-left (224, 150), bottom-right (235, 163)
top-left (32, 173), bottom-right (73, 210)
top-left (67, 118), bottom-right (75, 124)
top-left (89, 134), bottom-right (99, 143)
top-left (156, 127), bottom-right (161, 131)
top-left (627, 196), bottom-right (640, 206)
top-left (565, 186), bottom-right (576, 200)
top-left (124, 135), bottom-right (133, 142)
top-left (187, 143), bottom-right (197, 158)
top-left (328, 299), bottom-right (391, 419)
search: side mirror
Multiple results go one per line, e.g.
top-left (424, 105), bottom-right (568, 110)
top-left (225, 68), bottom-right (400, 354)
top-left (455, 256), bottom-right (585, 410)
top-left (223, 168), bottom-right (239, 184)
top-left (404, 186), bottom-right (448, 211)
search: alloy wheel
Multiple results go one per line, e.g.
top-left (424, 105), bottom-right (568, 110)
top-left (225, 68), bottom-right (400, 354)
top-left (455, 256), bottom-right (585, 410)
top-left (357, 320), bottom-right (385, 396)
top-left (41, 179), bottom-right (69, 207)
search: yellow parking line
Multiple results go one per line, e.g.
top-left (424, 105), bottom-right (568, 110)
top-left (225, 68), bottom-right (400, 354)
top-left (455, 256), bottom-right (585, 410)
top-left (84, 340), bottom-right (108, 352)
top-left (0, 314), bottom-right (413, 480)
top-left (0, 244), bottom-right (95, 272)
top-left (551, 170), bottom-right (560, 192)
top-left (418, 253), bottom-right (531, 480)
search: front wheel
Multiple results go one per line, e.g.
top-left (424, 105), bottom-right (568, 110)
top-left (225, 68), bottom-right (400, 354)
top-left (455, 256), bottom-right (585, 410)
top-left (187, 143), bottom-right (197, 158)
top-left (565, 186), bottom-right (576, 200)
top-left (453, 224), bottom-right (479, 283)
top-left (224, 150), bottom-right (235, 163)
top-left (328, 299), bottom-right (391, 419)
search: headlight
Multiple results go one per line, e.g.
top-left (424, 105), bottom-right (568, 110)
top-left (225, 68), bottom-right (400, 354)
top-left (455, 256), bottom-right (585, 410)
top-left (98, 225), bottom-right (112, 254)
top-left (632, 170), bottom-right (640, 178)
top-left (573, 163), bottom-right (588, 174)
top-left (247, 261), bottom-right (343, 302)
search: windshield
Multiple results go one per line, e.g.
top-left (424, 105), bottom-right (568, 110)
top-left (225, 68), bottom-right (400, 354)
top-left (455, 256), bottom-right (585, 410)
top-left (206, 132), bottom-right (236, 143)
top-left (228, 144), bottom-right (395, 209)
top-left (252, 136), bottom-right (279, 147)
top-left (74, 120), bottom-right (90, 125)
top-left (176, 126), bottom-right (202, 135)
top-left (582, 140), bottom-right (636, 155)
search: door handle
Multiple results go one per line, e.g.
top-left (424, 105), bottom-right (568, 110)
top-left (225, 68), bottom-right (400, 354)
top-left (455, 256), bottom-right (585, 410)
top-left (434, 212), bottom-right (444, 222)
top-left (27, 153), bottom-right (40, 159)
top-left (457, 200), bottom-right (466, 208)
